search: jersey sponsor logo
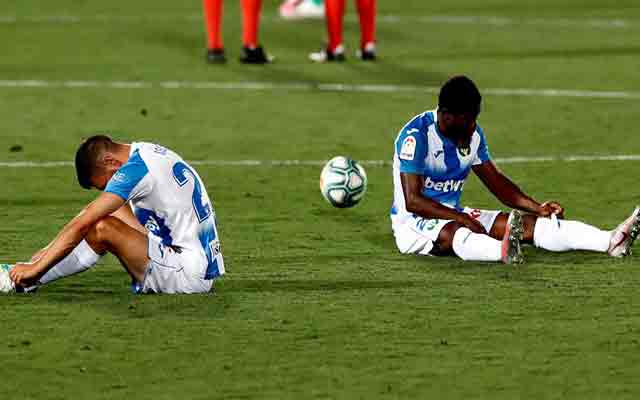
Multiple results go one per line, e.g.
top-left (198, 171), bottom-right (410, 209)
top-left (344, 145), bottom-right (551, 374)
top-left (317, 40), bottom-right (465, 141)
top-left (424, 176), bottom-right (465, 192)
top-left (399, 136), bottom-right (417, 160)
top-left (434, 150), bottom-right (444, 158)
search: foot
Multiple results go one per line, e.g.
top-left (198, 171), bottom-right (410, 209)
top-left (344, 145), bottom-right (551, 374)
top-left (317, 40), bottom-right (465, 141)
top-left (206, 48), bottom-right (227, 64)
top-left (356, 42), bottom-right (376, 61)
top-left (608, 206), bottom-right (640, 257)
top-left (0, 264), bottom-right (16, 293)
top-left (280, 0), bottom-right (324, 20)
top-left (309, 45), bottom-right (345, 63)
top-left (501, 210), bottom-right (524, 264)
top-left (239, 46), bottom-right (273, 64)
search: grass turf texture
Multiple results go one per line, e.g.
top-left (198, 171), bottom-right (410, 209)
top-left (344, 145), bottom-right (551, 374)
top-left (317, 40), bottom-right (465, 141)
top-left (2, 0), bottom-right (640, 398)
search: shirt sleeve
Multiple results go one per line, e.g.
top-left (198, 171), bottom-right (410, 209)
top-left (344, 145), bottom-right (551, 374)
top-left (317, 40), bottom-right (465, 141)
top-left (105, 150), bottom-right (151, 201)
top-left (396, 126), bottom-right (427, 174)
top-left (472, 126), bottom-right (491, 166)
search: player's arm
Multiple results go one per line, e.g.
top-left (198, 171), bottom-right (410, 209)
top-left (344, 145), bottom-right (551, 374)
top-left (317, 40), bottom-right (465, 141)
top-left (472, 161), bottom-right (564, 217)
top-left (401, 172), bottom-right (487, 234)
top-left (10, 192), bottom-right (125, 285)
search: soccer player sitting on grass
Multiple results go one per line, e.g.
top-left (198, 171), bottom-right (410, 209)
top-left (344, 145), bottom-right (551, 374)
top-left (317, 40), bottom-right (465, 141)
top-left (0, 136), bottom-right (224, 294)
top-left (391, 75), bottom-right (640, 263)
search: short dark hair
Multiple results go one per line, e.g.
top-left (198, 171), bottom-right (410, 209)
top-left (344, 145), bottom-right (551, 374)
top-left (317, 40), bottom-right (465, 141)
top-left (75, 135), bottom-right (115, 189)
top-left (438, 75), bottom-right (482, 116)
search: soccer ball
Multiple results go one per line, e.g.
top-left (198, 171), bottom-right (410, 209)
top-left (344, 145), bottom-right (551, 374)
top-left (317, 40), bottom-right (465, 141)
top-left (319, 156), bottom-right (367, 208)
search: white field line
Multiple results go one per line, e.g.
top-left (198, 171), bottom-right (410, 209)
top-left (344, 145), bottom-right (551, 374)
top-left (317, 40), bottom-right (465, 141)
top-left (0, 14), bottom-right (635, 29)
top-left (1, 79), bottom-right (639, 100)
top-left (2, 155), bottom-right (640, 169)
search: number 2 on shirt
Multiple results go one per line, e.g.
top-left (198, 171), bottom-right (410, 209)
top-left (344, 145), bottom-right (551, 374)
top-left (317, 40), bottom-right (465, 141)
top-left (172, 162), bottom-right (212, 222)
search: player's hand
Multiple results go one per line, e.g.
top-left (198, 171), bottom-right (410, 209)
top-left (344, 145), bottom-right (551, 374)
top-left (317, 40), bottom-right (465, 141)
top-left (9, 262), bottom-right (42, 287)
top-left (459, 215), bottom-right (488, 234)
top-left (538, 201), bottom-right (564, 219)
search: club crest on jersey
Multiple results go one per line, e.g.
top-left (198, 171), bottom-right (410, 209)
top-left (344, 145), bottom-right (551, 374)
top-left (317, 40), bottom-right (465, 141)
top-left (399, 136), bottom-right (417, 160)
top-left (145, 217), bottom-right (160, 234)
top-left (457, 146), bottom-right (471, 157)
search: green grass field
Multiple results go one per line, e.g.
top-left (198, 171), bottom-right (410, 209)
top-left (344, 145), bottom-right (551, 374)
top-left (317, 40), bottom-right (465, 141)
top-left (2, 0), bottom-right (640, 398)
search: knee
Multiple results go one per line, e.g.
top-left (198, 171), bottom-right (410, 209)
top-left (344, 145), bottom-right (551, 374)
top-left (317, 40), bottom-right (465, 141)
top-left (433, 221), bottom-right (463, 255)
top-left (87, 216), bottom-right (119, 245)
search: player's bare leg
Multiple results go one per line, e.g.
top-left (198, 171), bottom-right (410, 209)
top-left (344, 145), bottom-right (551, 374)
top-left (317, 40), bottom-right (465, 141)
top-left (429, 221), bottom-right (461, 256)
top-left (37, 203), bottom-right (148, 283)
top-left (2, 217), bottom-right (147, 293)
top-left (84, 216), bottom-right (150, 283)
top-left (111, 204), bottom-right (147, 235)
top-left (431, 213), bottom-right (522, 264)
top-left (1, 204), bottom-right (149, 293)
top-left (203, 0), bottom-right (226, 64)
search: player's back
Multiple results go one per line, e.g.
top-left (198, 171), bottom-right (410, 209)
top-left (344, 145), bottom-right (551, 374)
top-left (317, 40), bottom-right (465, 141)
top-left (106, 142), bottom-right (224, 280)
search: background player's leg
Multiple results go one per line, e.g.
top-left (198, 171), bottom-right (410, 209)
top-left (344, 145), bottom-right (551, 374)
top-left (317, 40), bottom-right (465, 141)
top-left (241, 0), bottom-right (262, 49)
top-left (203, 0), bottom-right (224, 49)
top-left (491, 212), bottom-right (610, 252)
top-left (325, 0), bottom-right (345, 52)
top-left (203, 0), bottom-right (226, 63)
top-left (239, 0), bottom-right (273, 63)
top-left (355, 0), bottom-right (376, 58)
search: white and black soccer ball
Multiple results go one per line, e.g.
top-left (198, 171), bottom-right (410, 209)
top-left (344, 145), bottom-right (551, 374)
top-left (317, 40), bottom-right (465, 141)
top-left (319, 156), bottom-right (367, 208)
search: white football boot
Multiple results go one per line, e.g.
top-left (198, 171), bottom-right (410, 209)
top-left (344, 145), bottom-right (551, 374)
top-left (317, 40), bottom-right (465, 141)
top-left (608, 207), bottom-right (640, 257)
top-left (501, 210), bottom-right (525, 264)
top-left (0, 264), bottom-right (16, 293)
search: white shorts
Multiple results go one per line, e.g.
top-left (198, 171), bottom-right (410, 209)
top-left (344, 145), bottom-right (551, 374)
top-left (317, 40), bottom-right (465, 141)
top-left (392, 207), bottom-right (502, 256)
top-left (135, 233), bottom-right (214, 294)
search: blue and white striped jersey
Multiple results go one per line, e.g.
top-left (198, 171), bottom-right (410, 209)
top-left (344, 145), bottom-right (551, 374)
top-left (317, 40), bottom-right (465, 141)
top-left (104, 142), bottom-right (224, 279)
top-left (391, 109), bottom-right (491, 226)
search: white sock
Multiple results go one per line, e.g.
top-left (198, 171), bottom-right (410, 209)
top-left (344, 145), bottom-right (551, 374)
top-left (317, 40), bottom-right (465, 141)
top-left (452, 227), bottom-right (502, 262)
top-left (37, 240), bottom-right (101, 285)
top-left (533, 215), bottom-right (610, 253)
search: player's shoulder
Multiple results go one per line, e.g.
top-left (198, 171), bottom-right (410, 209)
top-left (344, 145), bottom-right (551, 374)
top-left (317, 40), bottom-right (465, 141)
top-left (132, 142), bottom-right (183, 167)
top-left (133, 142), bottom-right (171, 158)
top-left (401, 110), bottom-right (436, 132)
top-left (396, 110), bottom-right (435, 142)
top-left (118, 144), bottom-right (148, 175)
top-left (395, 111), bottom-right (436, 161)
